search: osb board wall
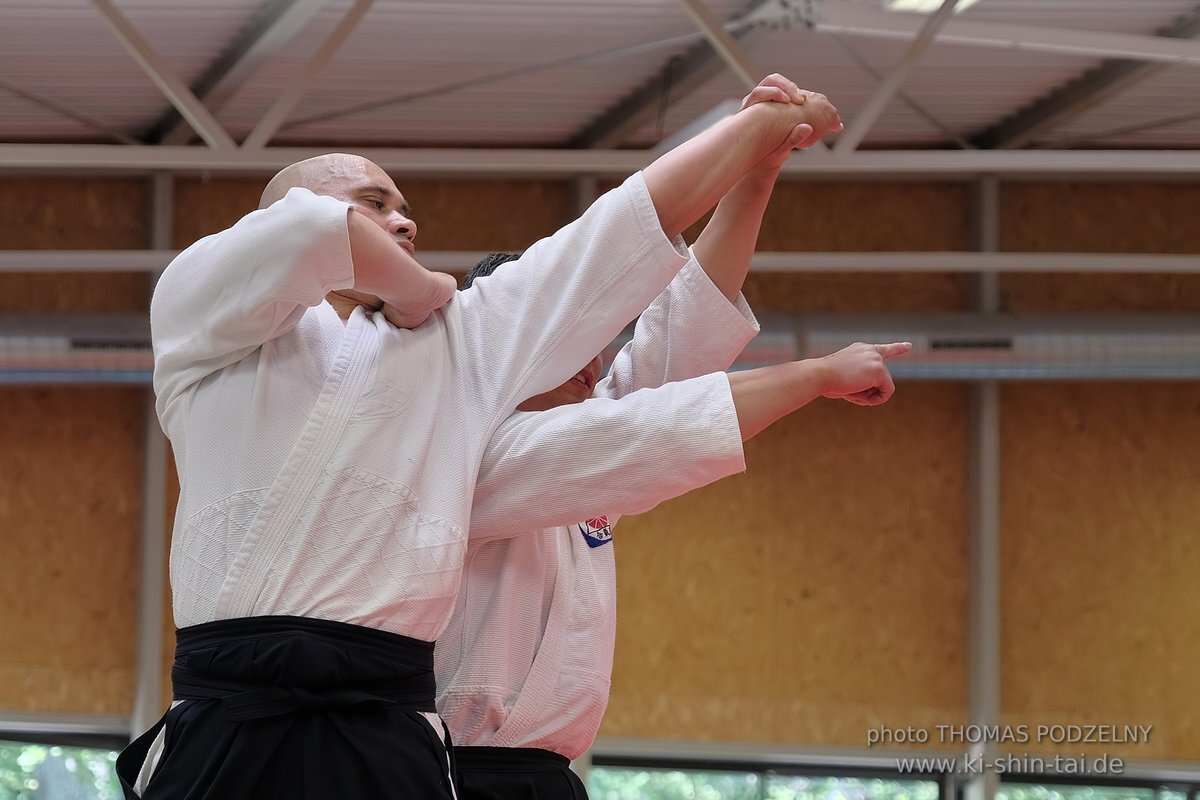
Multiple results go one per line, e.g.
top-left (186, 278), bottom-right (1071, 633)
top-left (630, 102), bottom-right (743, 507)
top-left (2, 174), bottom-right (1197, 750)
top-left (382, 178), bottom-right (574, 251)
top-left (1001, 383), bottom-right (1200, 761)
top-left (172, 177), bottom-right (575, 252)
top-left (603, 383), bottom-right (969, 746)
top-left (688, 180), bottom-right (974, 313)
top-left (0, 387), bottom-right (145, 713)
top-left (1000, 182), bottom-right (1200, 312)
top-left (172, 178), bottom-right (264, 249)
top-left (0, 177), bottom-right (150, 313)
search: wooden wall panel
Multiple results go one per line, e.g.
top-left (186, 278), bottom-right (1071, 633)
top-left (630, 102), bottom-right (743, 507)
top-left (384, 178), bottom-right (573, 251)
top-left (1001, 183), bottom-right (1200, 253)
top-left (740, 271), bottom-right (970, 314)
top-left (604, 384), bottom-right (969, 746)
top-left (688, 180), bottom-right (973, 313)
top-left (751, 181), bottom-right (972, 252)
top-left (1000, 182), bottom-right (1200, 312)
top-left (0, 177), bottom-right (150, 313)
top-left (1, 171), bottom-right (1196, 764)
top-left (1001, 383), bottom-right (1200, 761)
top-left (0, 387), bottom-right (144, 714)
top-left (172, 178), bottom-right (264, 249)
top-left (172, 177), bottom-right (574, 253)
top-left (998, 273), bottom-right (1200, 313)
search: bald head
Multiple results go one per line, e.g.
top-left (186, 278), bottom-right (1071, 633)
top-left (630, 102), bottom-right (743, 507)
top-left (259, 153), bottom-right (382, 209)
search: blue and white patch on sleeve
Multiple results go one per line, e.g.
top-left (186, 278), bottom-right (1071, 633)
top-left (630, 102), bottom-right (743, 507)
top-left (578, 515), bottom-right (613, 548)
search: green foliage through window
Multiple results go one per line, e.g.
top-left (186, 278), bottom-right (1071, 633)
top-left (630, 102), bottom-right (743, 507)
top-left (0, 741), bottom-right (121, 800)
top-left (587, 767), bottom-right (940, 800)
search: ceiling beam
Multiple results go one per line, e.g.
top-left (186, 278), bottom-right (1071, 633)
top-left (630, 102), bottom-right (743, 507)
top-left (154, 0), bottom-right (327, 146)
top-left (568, 3), bottom-right (765, 148)
top-left (280, 29), bottom-right (709, 131)
top-left (242, 0), bottom-right (374, 149)
top-left (0, 78), bottom-right (138, 145)
top-left (5, 250), bottom-right (1200, 275)
top-left (972, 5), bottom-right (1200, 149)
top-left (834, 0), bottom-right (960, 154)
top-left (673, 0), bottom-right (762, 89)
top-left (824, 33), bottom-right (969, 148)
top-left (3, 144), bottom-right (1200, 177)
top-left (812, 1), bottom-right (1200, 65)
top-left (89, 0), bottom-right (236, 150)
top-left (1052, 106), bottom-right (1200, 148)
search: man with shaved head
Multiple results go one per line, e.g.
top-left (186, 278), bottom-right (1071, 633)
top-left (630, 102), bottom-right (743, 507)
top-left (119, 78), bottom-right (843, 799)
top-left (257, 152), bottom-right (458, 327)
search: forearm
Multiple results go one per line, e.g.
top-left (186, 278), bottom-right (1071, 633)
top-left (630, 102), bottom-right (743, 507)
top-left (642, 104), bottom-right (794, 239)
top-left (728, 359), bottom-right (830, 441)
top-left (470, 372), bottom-right (744, 540)
top-left (346, 210), bottom-right (446, 311)
top-left (692, 167), bottom-right (779, 301)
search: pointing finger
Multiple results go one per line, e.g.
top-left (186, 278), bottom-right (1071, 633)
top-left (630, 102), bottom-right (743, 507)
top-left (874, 342), bottom-right (913, 359)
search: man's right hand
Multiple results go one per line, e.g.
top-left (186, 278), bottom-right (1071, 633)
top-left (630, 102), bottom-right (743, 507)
top-left (380, 269), bottom-right (457, 329)
top-left (817, 342), bottom-right (912, 406)
top-left (741, 81), bottom-right (842, 161)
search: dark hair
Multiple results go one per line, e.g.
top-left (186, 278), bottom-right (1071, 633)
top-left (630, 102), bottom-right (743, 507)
top-left (462, 251), bottom-right (522, 290)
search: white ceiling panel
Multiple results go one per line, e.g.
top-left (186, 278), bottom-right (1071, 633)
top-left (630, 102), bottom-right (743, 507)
top-left (0, 0), bottom-right (1198, 156)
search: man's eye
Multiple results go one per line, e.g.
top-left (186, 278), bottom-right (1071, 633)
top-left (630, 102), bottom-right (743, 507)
top-left (372, 201), bottom-right (385, 210)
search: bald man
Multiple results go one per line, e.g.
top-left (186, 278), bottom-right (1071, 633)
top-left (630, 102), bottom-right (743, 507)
top-left (118, 80), bottom-right (842, 800)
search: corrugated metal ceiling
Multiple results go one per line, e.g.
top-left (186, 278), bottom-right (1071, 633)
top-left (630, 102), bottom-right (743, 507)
top-left (0, 0), bottom-right (1197, 151)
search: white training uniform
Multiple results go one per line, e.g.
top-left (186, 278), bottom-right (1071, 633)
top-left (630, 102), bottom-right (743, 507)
top-left (153, 171), bottom-right (690, 643)
top-left (435, 257), bottom-right (759, 759)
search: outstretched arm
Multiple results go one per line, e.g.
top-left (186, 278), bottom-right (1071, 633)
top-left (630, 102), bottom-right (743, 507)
top-left (596, 116), bottom-right (793, 395)
top-left (728, 342), bottom-right (912, 440)
top-left (642, 86), bottom-right (840, 239)
top-left (597, 76), bottom-right (822, 397)
top-left (469, 341), bottom-right (910, 541)
top-left (693, 74), bottom-right (810, 302)
top-left (452, 75), bottom-right (839, 424)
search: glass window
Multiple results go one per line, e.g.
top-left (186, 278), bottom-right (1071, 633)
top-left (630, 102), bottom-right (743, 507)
top-left (766, 774), bottom-right (940, 800)
top-left (588, 766), bottom-right (762, 800)
top-left (0, 740), bottom-right (121, 800)
top-left (588, 766), bottom-right (940, 800)
top-left (996, 784), bottom-right (1155, 800)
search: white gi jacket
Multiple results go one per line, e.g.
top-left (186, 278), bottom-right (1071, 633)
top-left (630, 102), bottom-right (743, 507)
top-left (153, 172), bottom-right (693, 643)
top-left (435, 257), bottom-right (758, 759)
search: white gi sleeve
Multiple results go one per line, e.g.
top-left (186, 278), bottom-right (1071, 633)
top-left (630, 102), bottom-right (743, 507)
top-left (151, 187), bottom-right (355, 420)
top-left (595, 249), bottom-right (759, 400)
top-left (453, 172), bottom-right (689, 419)
top-left (468, 371), bottom-right (745, 542)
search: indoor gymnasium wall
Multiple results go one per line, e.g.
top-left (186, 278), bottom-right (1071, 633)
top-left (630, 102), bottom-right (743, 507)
top-left (0, 177), bottom-right (1196, 762)
top-left (170, 176), bottom-right (576, 252)
top-left (0, 385), bottom-right (144, 714)
top-left (996, 182), bottom-right (1200, 762)
top-left (0, 177), bottom-right (152, 714)
top-left (609, 180), bottom-right (974, 749)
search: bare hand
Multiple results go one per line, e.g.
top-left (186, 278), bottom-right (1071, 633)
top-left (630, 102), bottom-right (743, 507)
top-left (817, 342), bottom-right (912, 406)
top-left (380, 270), bottom-right (457, 329)
top-left (739, 73), bottom-right (809, 110)
top-left (740, 75), bottom-right (843, 170)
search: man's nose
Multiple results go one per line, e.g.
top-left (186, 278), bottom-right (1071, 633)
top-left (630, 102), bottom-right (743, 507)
top-left (389, 212), bottom-right (417, 242)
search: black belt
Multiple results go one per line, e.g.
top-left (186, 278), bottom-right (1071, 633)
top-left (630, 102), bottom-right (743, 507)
top-left (454, 746), bottom-right (571, 773)
top-left (119, 616), bottom-right (454, 800)
top-left (171, 615), bottom-right (437, 719)
top-left (172, 667), bottom-right (435, 720)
